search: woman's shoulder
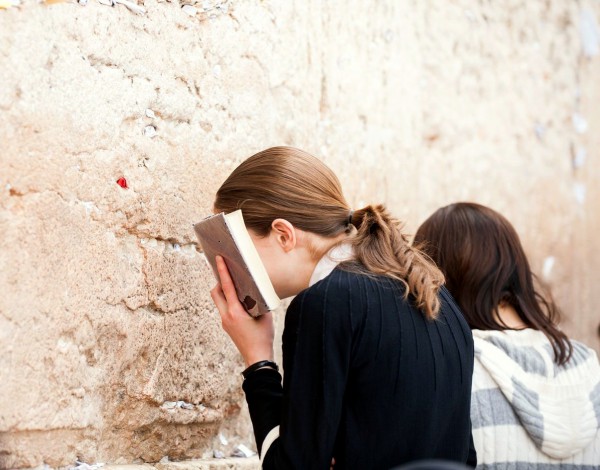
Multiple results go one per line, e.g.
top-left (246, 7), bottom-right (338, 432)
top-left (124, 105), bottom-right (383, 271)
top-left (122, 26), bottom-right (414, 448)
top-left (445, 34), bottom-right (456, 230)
top-left (288, 267), bottom-right (394, 316)
top-left (472, 328), bottom-right (600, 383)
top-left (473, 328), bottom-right (599, 359)
top-left (292, 267), bottom-right (365, 304)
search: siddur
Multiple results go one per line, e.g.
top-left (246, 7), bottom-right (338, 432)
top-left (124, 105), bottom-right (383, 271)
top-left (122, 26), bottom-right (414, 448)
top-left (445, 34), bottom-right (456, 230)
top-left (194, 210), bottom-right (281, 317)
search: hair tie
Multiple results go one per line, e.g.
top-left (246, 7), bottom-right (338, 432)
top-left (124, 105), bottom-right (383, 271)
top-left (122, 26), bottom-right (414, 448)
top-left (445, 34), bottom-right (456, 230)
top-left (347, 210), bottom-right (354, 226)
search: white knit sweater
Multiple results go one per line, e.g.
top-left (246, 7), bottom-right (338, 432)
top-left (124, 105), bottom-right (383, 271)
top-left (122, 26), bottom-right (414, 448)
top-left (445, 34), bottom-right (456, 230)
top-left (471, 329), bottom-right (600, 469)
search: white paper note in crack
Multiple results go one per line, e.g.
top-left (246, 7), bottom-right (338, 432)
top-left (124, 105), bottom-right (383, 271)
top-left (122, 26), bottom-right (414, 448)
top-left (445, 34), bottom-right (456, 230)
top-left (580, 9), bottom-right (600, 57)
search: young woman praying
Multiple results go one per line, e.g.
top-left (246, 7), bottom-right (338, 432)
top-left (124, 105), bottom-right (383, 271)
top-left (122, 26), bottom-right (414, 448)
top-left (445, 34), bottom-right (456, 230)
top-left (209, 147), bottom-right (476, 469)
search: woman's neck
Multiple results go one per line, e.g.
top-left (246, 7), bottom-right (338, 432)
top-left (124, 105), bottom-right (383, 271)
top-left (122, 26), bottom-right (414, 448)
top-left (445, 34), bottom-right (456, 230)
top-left (495, 303), bottom-right (527, 329)
top-left (278, 232), bottom-right (351, 298)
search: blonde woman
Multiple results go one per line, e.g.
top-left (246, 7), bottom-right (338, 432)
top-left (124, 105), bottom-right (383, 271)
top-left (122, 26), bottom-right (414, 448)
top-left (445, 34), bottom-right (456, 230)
top-left (209, 147), bottom-right (476, 469)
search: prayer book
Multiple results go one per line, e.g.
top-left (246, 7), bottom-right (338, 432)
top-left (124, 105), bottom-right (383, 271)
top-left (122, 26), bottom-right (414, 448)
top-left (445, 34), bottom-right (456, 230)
top-left (194, 210), bottom-right (281, 317)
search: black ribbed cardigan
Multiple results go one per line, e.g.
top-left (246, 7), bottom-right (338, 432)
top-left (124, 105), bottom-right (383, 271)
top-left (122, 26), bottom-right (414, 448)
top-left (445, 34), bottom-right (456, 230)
top-left (243, 267), bottom-right (476, 470)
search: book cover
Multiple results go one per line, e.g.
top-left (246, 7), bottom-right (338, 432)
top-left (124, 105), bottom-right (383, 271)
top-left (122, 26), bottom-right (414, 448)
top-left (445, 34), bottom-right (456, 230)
top-left (193, 210), bottom-right (281, 317)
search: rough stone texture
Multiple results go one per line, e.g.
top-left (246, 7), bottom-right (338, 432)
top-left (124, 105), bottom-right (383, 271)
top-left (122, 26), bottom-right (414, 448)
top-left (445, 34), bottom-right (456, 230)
top-left (0, 0), bottom-right (599, 468)
top-left (154, 458), bottom-right (259, 470)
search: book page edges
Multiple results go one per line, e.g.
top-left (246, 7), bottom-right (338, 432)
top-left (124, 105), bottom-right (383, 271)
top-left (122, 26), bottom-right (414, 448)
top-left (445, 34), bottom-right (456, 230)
top-left (224, 211), bottom-right (281, 310)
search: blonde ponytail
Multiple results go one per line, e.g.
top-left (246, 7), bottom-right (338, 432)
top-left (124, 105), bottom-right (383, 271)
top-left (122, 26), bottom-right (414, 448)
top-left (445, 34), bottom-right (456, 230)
top-left (349, 205), bottom-right (445, 319)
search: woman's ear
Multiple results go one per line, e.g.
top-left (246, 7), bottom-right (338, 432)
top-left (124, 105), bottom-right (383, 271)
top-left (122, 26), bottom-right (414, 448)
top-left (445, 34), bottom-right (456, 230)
top-left (271, 219), bottom-right (297, 253)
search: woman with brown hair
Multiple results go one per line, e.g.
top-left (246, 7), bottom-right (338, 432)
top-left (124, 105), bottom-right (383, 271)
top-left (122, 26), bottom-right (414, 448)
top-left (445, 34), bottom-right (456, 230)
top-left (415, 202), bottom-right (600, 468)
top-left (209, 147), bottom-right (476, 469)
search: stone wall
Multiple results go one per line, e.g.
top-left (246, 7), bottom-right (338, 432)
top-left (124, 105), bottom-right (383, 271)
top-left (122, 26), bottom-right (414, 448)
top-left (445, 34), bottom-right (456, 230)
top-left (1, 0), bottom-right (599, 468)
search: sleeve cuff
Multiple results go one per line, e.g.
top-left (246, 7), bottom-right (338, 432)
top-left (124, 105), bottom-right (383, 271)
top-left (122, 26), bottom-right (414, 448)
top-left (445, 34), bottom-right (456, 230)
top-left (242, 367), bottom-right (282, 392)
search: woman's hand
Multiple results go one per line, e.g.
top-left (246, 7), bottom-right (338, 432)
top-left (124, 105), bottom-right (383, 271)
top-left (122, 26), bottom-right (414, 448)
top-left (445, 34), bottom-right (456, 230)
top-left (210, 256), bottom-right (275, 367)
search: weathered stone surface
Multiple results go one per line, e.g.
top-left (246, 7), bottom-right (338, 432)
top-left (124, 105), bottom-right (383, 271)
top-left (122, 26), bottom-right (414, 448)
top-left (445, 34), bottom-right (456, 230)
top-left (104, 466), bottom-right (157, 470)
top-left (0, 0), bottom-right (599, 468)
top-left (154, 458), bottom-right (259, 470)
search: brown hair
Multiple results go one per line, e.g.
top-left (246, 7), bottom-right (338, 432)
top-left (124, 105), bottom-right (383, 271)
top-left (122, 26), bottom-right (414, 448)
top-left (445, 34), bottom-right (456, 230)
top-left (414, 202), bottom-right (572, 364)
top-left (214, 146), bottom-right (445, 319)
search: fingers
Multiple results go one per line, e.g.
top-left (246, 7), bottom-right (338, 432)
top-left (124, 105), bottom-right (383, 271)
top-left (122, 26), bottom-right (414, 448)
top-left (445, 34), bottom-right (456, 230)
top-left (210, 284), bottom-right (228, 314)
top-left (215, 256), bottom-right (239, 305)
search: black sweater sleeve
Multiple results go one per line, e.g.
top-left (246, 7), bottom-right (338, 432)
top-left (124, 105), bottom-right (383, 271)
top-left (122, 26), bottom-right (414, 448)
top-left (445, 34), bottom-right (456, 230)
top-left (242, 368), bottom-right (284, 456)
top-left (242, 275), bottom-right (353, 469)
